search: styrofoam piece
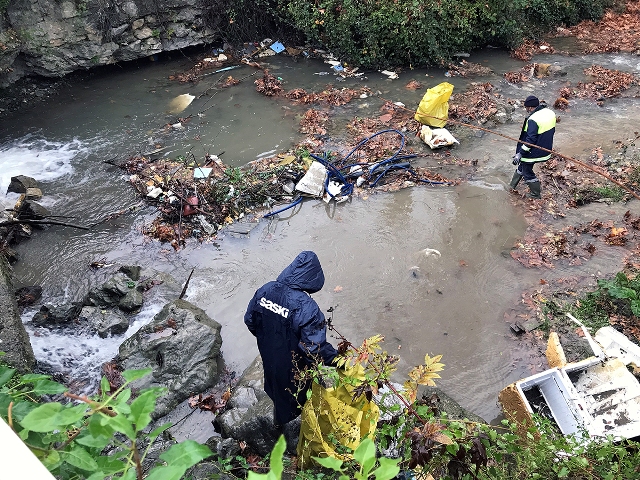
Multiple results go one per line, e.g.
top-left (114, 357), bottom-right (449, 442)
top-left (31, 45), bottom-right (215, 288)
top-left (595, 326), bottom-right (640, 366)
top-left (295, 161), bottom-right (327, 197)
top-left (194, 167), bottom-right (213, 179)
top-left (326, 180), bottom-right (343, 197)
top-left (505, 319), bottom-right (640, 442)
top-left (147, 187), bottom-right (163, 198)
top-left (571, 358), bottom-right (640, 438)
top-left (515, 368), bottom-right (587, 435)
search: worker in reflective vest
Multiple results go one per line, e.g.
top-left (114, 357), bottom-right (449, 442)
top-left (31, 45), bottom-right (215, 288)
top-left (509, 95), bottom-right (556, 199)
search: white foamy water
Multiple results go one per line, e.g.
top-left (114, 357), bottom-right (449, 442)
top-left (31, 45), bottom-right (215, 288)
top-left (611, 55), bottom-right (640, 71)
top-left (24, 303), bottom-right (162, 393)
top-left (0, 135), bottom-right (83, 199)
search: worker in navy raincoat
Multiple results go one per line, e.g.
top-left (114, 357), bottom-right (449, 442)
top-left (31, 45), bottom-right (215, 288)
top-left (244, 251), bottom-right (338, 427)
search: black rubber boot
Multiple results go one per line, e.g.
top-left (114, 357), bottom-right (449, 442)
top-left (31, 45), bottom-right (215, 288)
top-left (527, 180), bottom-right (542, 199)
top-left (509, 171), bottom-right (523, 189)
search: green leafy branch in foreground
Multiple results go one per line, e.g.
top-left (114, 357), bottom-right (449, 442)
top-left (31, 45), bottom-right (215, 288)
top-left (0, 361), bottom-right (212, 480)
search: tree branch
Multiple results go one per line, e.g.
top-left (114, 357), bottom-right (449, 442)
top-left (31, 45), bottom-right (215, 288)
top-left (64, 392), bottom-right (117, 416)
top-left (1, 220), bottom-right (90, 230)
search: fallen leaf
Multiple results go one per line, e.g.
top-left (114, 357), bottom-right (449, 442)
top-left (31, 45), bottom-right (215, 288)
top-left (278, 155), bottom-right (295, 165)
top-left (222, 388), bottom-right (231, 402)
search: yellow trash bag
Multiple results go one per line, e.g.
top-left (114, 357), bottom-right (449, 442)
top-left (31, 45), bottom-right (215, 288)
top-left (414, 82), bottom-right (454, 128)
top-left (297, 365), bottom-right (380, 469)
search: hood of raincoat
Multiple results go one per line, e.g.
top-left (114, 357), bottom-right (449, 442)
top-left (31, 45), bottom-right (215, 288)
top-left (276, 251), bottom-right (325, 293)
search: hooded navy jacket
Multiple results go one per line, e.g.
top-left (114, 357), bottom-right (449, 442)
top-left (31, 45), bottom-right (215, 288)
top-left (244, 251), bottom-right (338, 425)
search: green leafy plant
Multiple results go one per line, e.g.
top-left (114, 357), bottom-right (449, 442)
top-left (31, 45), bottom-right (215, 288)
top-left (312, 438), bottom-right (399, 480)
top-left (225, 167), bottom-right (244, 184)
top-left (597, 271), bottom-right (640, 316)
top-left (593, 185), bottom-right (626, 202)
top-left (212, 0), bottom-right (612, 69)
top-left (0, 364), bottom-right (212, 479)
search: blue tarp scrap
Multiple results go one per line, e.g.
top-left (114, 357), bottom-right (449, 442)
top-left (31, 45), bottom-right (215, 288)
top-left (270, 41), bottom-right (285, 54)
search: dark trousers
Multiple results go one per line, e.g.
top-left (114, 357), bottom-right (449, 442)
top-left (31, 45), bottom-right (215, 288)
top-left (517, 162), bottom-right (537, 182)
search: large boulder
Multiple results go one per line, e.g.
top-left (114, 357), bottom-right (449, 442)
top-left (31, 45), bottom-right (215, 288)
top-left (0, 256), bottom-right (35, 372)
top-left (7, 175), bottom-right (38, 194)
top-left (79, 306), bottom-right (129, 338)
top-left (118, 288), bottom-right (143, 312)
top-left (84, 268), bottom-right (144, 312)
top-left (215, 396), bottom-right (282, 457)
top-left (31, 302), bottom-right (82, 326)
top-left (116, 299), bottom-right (222, 418)
top-left (84, 272), bottom-right (135, 308)
top-left (17, 200), bottom-right (50, 220)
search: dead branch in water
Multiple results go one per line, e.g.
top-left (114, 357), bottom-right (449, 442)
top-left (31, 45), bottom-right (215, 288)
top-left (0, 219), bottom-right (90, 230)
top-left (179, 268), bottom-right (195, 300)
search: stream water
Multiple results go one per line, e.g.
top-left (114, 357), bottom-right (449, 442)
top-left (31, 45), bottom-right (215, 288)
top-left (2, 45), bottom-right (640, 423)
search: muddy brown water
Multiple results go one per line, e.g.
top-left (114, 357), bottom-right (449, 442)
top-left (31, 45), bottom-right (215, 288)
top-left (1, 47), bottom-right (640, 423)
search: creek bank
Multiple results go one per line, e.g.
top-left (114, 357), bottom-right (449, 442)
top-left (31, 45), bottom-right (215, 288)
top-left (0, 174), bottom-right (49, 372)
top-left (172, 354), bottom-right (486, 472)
top-left (0, 255), bottom-right (35, 372)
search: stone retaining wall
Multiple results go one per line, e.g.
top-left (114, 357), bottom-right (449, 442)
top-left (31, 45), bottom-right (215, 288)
top-left (0, 0), bottom-right (218, 87)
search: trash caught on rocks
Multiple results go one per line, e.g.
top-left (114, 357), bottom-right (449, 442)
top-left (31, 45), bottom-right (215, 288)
top-left (113, 68), bottom-right (474, 248)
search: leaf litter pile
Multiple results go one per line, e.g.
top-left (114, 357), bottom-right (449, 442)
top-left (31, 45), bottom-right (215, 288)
top-left (445, 60), bottom-right (493, 77)
top-left (551, 0), bottom-right (640, 55)
top-left (509, 135), bottom-right (640, 270)
top-left (510, 40), bottom-right (555, 62)
top-left (448, 82), bottom-right (508, 124)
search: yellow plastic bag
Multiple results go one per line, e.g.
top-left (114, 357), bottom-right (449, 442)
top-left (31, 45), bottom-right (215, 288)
top-left (297, 366), bottom-right (380, 469)
top-left (414, 82), bottom-right (454, 128)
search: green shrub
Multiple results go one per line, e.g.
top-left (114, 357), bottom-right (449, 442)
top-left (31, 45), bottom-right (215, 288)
top-left (214, 0), bottom-right (613, 69)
